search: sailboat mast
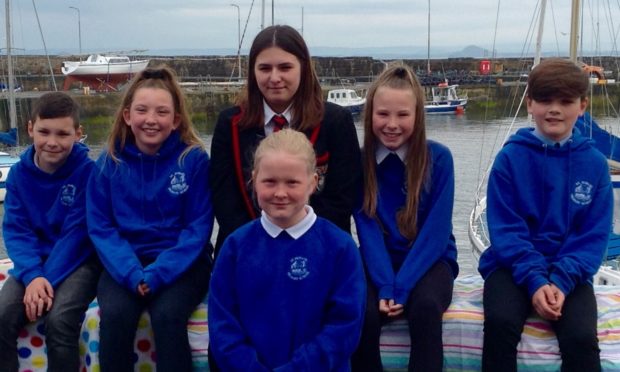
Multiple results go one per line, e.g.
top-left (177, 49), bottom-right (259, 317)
top-left (426, 0), bottom-right (431, 74)
top-left (261, 0), bottom-right (265, 29)
top-left (5, 0), bottom-right (16, 130)
top-left (569, 0), bottom-right (580, 61)
top-left (533, 0), bottom-right (547, 67)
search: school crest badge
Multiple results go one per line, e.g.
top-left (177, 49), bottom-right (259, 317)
top-left (60, 184), bottom-right (77, 206)
top-left (570, 181), bottom-right (593, 205)
top-left (168, 172), bottom-right (189, 195)
top-left (288, 256), bottom-right (310, 280)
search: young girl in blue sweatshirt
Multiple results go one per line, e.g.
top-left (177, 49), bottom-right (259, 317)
top-left (0, 92), bottom-right (100, 372)
top-left (351, 65), bottom-right (459, 372)
top-left (86, 66), bottom-right (213, 372)
top-left (208, 129), bottom-right (366, 371)
top-left (479, 58), bottom-right (612, 372)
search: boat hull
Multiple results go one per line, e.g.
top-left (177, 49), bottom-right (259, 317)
top-left (61, 60), bottom-right (150, 76)
top-left (340, 102), bottom-right (364, 115)
top-left (425, 99), bottom-right (467, 114)
top-left (0, 152), bottom-right (20, 202)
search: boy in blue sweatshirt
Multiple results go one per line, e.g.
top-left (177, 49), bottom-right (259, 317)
top-left (208, 129), bottom-right (366, 371)
top-left (478, 58), bottom-right (613, 372)
top-left (0, 92), bottom-right (100, 372)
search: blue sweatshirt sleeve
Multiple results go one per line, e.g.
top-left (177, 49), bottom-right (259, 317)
top-left (3, 168), bottom-right (45, 286)
top-left (353, 208), bottom-right (396, 300)
top-left (549, 171), bottom-right (612, 295)
top-left (41, 162), bottom-right (95, 286)
top-left (273, 239), bottom-right (366, 371)
top-left (485, 154), bottom-right (550, 297)
top-left (208, 239), bottom-right (271, 372)
top-left (393, 146), bottom-right (456, 305)
top-left (87, 160), bottom-right (145, 292)
top-left (142, 151), bottom-right (214, 293)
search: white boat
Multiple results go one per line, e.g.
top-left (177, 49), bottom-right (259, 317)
top-left (327, 89), bottom-right (366, 115)
top-left (61, 54), bottom-right (149, 76)
top-left (0, 151), bottom-right (19, 202)
top-left (469, 0), bottom-right (620, 286)
top-left (422, 2), bottom-right (467, 115)
top-left (424, 83), bottom-right (467, 114)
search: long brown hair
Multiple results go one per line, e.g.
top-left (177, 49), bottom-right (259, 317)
top-left (106, 65), bottom-right (204, 163)
top-left (362, 65), bottom-right (429, 240)
top-left (237, 25), bottom-right (323, 131)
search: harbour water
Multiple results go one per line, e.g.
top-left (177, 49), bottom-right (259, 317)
top-left (2, 113), bottom-right (618, 277)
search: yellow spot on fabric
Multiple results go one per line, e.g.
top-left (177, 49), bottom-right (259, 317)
top-left (138, 316), bottom-right (150, 329)
top-left (32, 355), bottom-right (46, 368)
top-left (87, 317), bottom-right (98, 330)
top-left (138, 363), bottom-right (154, 372)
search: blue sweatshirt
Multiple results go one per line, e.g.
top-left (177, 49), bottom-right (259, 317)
top-left (87, 132), bottom-right (213, 294)
top-left (353, 140), bottom-right (459, 306)
top-left (208, 215), bottom-right (365, 372)
top-left (4, 142), bottom-right (95, 287)
top-left (478, 127), bottom-right (613, 297)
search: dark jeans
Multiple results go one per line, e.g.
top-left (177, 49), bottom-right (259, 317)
top-left (0, 257), bottom-right (100, 372)
top-left (351, 261), bottom-right (454, 372)
top-left (97, 254), bottom-right (210, 372)
top-left (482, 268), bottom-right (600, 372)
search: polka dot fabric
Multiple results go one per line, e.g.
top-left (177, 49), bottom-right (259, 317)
top-left (0, 259), bottom-right (210, 371)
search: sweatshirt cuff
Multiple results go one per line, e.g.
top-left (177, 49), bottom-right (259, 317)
top-left (526, 275), bottom-right (550, 298)
top-left (20, 268), bottom-right (45, 287)
top-left (394, 288), bottom-right (409, 306)
top-left (377, 285), bottom-right (394, 300)
top-left (549, 272), bottom-right (572, 296)
top-left (127, 269), bottom-right (145, 294)
top-left (143, 271), bottom-right (163, 294)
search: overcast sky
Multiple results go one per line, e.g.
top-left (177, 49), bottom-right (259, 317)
top-left (5, 0), bottom-right (619, 56)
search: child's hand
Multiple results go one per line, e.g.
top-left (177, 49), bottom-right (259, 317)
top-left (379, 299), bottom-right (404, 317)
top-left (137, 281), bottom-right (151, 297)
top-left (23, 277), bottom-right (54, 322)
top-left (532, 284), bottom-right (562, 320)
top-left (548, 283), bottom-right (565, 312)
top-left (379, 299), bottom-right (391, 314)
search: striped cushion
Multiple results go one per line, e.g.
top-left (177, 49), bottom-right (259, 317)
top-left (380, 275), bottom-right (620, 372)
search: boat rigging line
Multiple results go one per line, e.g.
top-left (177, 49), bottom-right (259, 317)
top-left (31, 0), bottom-right (56, 91)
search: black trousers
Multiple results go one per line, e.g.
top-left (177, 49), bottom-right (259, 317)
top-left (482, 268), bottom-right (600, 372)
top-left (351, 261), bottom-right (454, 372)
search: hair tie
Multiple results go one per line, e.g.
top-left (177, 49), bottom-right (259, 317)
top-left (394, 67), bottom-right (407, 78)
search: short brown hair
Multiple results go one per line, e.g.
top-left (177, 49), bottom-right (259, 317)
top-left (32, 92), bottom-right (80, 128)
top-left (527, 58), bottom-right (589, 101)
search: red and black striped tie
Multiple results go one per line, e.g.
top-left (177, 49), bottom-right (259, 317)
top-left (271, 115), bottom-right (287, 132)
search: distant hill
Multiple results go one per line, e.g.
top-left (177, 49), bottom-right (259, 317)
top-left (448, 45), bottom-right (493, 58)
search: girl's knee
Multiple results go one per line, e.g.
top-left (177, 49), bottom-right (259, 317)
top-left (408, 295), bottom-right (447, 321)
top-left (150, 308), bottom-right (187, 328)
top-left (558, 329), bottom-right (599, 353)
